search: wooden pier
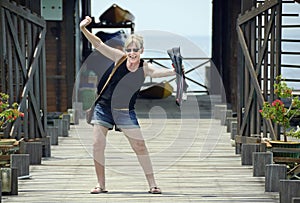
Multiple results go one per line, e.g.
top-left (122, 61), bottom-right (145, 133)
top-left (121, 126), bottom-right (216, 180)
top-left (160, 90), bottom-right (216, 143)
top-left (2, 97), bottom-right (279, 203)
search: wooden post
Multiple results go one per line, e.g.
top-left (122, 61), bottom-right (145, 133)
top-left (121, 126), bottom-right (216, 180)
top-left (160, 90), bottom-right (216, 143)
top-left (53, 119), bottom-right (63, 136)
top-left (221, 109), bottom-right (232, 125)
top-left (252, 152), bottom-right (273, 177)
top-left (292, 197), bottom-right (300, 203)
top-left (265, 164), bottom-right (287, 192)
top-left (62, 119), bottom-right (69, 137)
top-left (10, 167), bottom-right (18, 195)
top-left (41, 137), bottom-right (51, 157)
top-left (235, 140), bottom-right (242, 155)
top-left (214, 104), bottom-right (227, 119)
top-left (19, 142), bottom-right (43, 165)
top-left (231, 121), bottom-right (238, 140)
top-left (280, 180), bottom-right (300, 203)
top-left (241, 143), bottom-right (261, 165)
top-left (73, 102), bottom-right (83, 122)
top-left (0, 178), bottom-right (1, 201)
top-left (226, 118), bottom-right (237, 133)
top-left (10, 154), bottom-right (30, 177)
top-left (47, 126), bottom-right (59, 145)
top-left (0, 167), bottom-right (18, 195)
top-left (62, 114), bottom-right (71, 130)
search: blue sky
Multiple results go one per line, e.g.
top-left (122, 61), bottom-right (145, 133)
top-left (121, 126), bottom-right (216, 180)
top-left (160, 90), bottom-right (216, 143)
top-left (91, 0), bottom-right (212, 37)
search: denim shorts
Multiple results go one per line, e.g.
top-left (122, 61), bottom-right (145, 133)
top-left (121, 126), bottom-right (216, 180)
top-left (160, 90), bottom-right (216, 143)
top-left (91, 103), bottom-right (140, 130)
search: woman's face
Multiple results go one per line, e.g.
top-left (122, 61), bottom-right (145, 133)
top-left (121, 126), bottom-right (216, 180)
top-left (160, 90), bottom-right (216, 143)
top-left (125, 43), bottom-right (143, 64)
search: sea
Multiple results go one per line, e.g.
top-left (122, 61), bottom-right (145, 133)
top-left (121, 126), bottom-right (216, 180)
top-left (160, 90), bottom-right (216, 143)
top-left (138, 32), bottom-right (300, 93)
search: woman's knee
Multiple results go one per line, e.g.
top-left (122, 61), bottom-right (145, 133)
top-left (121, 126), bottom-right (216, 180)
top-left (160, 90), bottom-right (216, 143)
top-left (131, 140), bottom-right (148, 154)
top-left (93, 125), bottom-right (108, 150)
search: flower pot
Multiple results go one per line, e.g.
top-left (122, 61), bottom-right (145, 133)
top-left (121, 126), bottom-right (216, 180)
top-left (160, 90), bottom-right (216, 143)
top-left (270, 140), bottom-right (300, 158)
top-left (0, 139), bottom-right (17, 146)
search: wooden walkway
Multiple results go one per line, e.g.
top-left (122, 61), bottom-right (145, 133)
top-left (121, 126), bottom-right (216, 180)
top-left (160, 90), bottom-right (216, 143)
top-left (2, 97), bottom-right (279, 203)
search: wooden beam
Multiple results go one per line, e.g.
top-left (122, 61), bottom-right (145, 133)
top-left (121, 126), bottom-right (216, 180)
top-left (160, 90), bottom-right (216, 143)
top-left (237, 0), bottom-right (280, 25)
top-left (237, 26), bottom-right (276, 139)
top-left (0, 0), bottom-right (45, 27)
top-left (5, 10), bottom-right (26, 77)
top-left (239, 9), bottom-right (276, 135)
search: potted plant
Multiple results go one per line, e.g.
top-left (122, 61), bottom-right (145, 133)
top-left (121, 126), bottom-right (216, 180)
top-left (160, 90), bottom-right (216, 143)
top-left (0, 92), bottom-right (24, 143)
top-left (259, 76), bottom-right (300, 158)
top-left (260, 76), bottom-right (300, 141)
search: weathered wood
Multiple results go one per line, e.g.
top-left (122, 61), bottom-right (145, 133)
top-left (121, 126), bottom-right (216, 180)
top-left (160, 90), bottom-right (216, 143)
top-left (0, 178), bottom-right (1, 202)
top-left (19, 142), bottom-right (42, 165)
top-left (0, 0), bottom-right (47, 140)
top-left (1, 167), bottom-right (17, 195)
top-left (221, 109), bottom-right (232, 126)
top-left (10, 167), bottom-right (18, 195)
top-left (41, 136), bottom-right (51, 157)
top-left (53, 119), bottom-right (63, 137)
top-left (214, 104), bottom-right (227, 119)
top-left (231, 121), bottom-right (238, 140)
top-left (62, 119), bottom-right (69, 137)
top-left (265, 164), bottom-right (287, 192)
top-left (62, 114), bottom-right (71, 130)
top-left (238, 8), bottom-right (277, 137)
top-left (237, 0), bottom-right (280, 25)
top-left (293, 197), bottom-right (300, 203)
top-left (237, 25), bottom-right (276, 140)
top-left (241, 143), bottom-right (261, 165)
top-left (47, 126), bottom-right (59, 145)
top-left (10, 154), bottom-right (30, 177)
top-left (226, 118), bottom-right (237, 133)
top-left (0, 0), bottom-right (44, 26)
top-left (279, 180), bottom-right (300, 203)
top-left (252, 152), bottom-right (273, 177)
top-left (2, 117), bottom-right (280, 202)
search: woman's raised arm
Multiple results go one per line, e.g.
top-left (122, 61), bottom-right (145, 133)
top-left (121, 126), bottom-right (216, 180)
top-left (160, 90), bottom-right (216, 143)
top-left (80, 16), bottom-right (124, 62)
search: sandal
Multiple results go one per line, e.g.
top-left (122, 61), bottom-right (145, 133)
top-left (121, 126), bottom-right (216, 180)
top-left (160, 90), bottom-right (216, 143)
top-left (90, 187), bottom-right (108, 194)
top-left (148, 186), bottom-right (162, 194)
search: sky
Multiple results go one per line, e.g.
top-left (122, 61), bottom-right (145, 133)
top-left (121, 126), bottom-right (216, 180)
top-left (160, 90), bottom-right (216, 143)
top-left (91, 0), bottom-right (212, 37)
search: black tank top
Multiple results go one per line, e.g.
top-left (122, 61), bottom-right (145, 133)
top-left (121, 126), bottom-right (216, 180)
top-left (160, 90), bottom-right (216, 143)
top-left (97, 59), bottom-right (145, 110)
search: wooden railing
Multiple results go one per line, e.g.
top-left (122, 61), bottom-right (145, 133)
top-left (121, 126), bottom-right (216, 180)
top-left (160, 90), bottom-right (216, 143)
top-left (0, 0), bottom-right (47, 140)
top-left (143, 57), bottom-right (211, 95)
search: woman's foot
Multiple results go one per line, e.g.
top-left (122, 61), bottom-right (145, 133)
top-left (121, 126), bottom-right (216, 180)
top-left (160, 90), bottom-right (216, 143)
top-left (90, 187), bottom-right (108, 194)
top-left (148, 187), bottom-right (162, 194)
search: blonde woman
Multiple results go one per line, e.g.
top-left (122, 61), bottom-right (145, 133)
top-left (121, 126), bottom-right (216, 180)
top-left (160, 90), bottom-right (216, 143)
top-left (80, 16), bottom-right (176, 194)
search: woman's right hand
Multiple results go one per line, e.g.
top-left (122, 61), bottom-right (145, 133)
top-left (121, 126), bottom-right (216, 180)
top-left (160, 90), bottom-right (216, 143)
top-left (80, 16), bottom-right (92, 29)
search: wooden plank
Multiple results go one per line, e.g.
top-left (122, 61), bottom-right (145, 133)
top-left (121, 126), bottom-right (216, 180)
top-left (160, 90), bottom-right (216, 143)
top-left (5, 10), bottom-right (26, 76)
top-left (271, 148), bottom-right (300, 153)
top-left (0, 0), bottom-right (45, 27)
top-left (239, 9), bottom-right (276, 136)
top-left (237, 26), bottom-right (276, 139)
top-left (274, 157), bottom-right (300, 163)
top-left (2, 107), bottom-right (280, 202)
top-left (237, 0), bottom-right (280, 25)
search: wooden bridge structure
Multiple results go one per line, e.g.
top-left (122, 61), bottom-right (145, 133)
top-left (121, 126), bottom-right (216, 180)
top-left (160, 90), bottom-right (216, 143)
top-left (0, 0), bottom-right (47, 140)
top-left (0, 0), bottom-right (300, 201)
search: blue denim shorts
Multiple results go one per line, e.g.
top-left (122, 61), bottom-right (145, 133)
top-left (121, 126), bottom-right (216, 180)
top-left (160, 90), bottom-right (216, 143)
top-left (91, 104), bottom-right (140, 130)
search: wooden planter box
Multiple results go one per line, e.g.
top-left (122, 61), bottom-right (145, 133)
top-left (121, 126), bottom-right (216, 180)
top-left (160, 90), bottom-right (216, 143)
top-left (268, 141), bottom-right (300, 163)
top-left (0, 139), bottom-right (19, 167)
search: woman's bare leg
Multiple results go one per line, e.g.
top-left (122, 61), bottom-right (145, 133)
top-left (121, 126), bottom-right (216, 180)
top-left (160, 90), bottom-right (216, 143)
top-left (121, 128), bottom-right (158, 189)
top-left (92, 125), bottom-right (109, 190)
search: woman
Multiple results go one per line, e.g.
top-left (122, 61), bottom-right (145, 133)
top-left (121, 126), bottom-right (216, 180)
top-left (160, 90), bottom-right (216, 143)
top-left (80, 16), bottom-right (176, 194)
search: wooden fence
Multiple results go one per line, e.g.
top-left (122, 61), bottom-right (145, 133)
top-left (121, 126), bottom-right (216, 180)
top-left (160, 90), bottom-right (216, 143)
top-left (237, 0), bottom-right (282, 140)
top-left (237, 0), bottom-right (300, 140)
top-left (0, 0), bottom-right (47, 140)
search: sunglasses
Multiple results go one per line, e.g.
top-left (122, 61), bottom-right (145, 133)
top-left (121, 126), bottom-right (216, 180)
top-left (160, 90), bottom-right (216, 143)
top-left (125, 48), bottom-right (140, 53)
